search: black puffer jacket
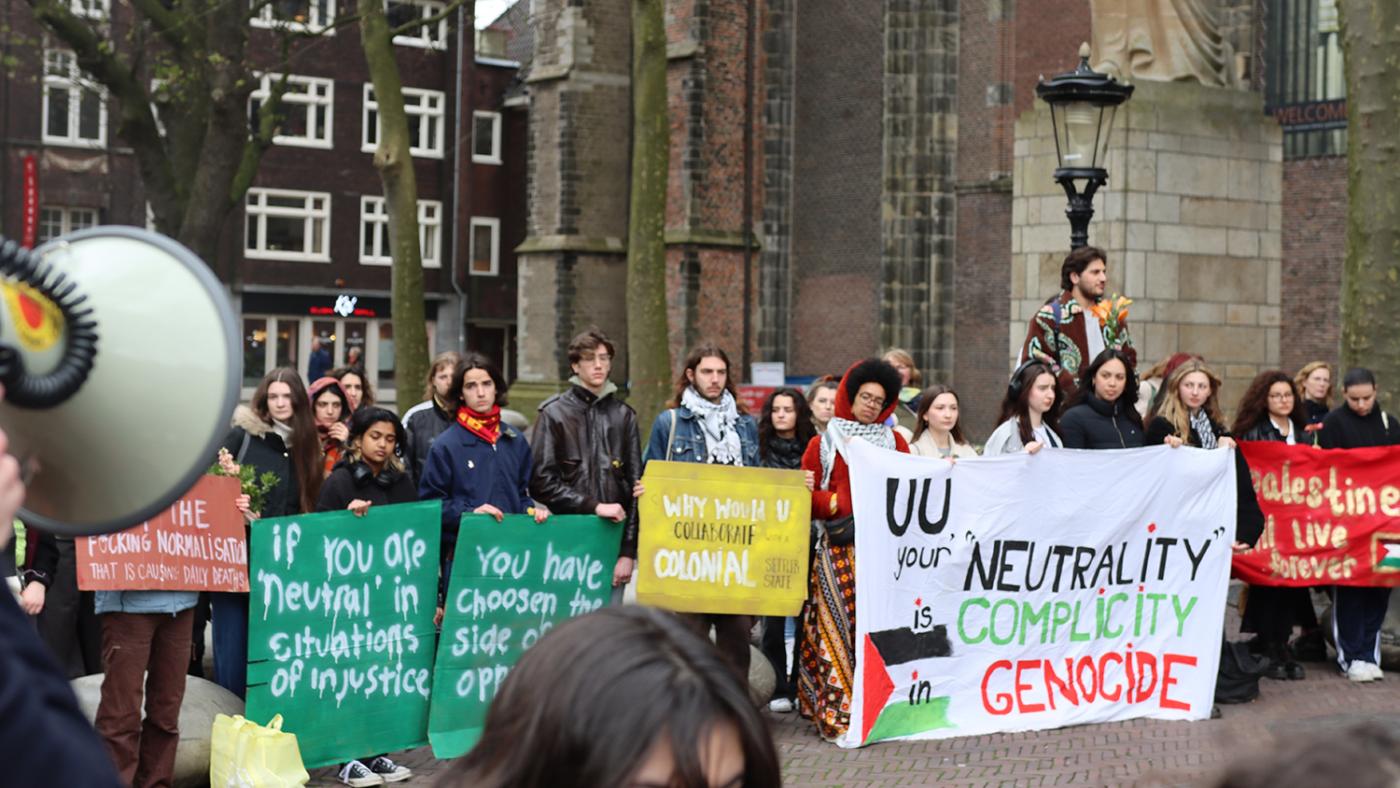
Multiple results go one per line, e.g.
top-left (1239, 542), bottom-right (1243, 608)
top-left (221, 405), bottom-right (300, 518)
top-left (315, 459), bottom-right (418, 512)
top-left (1059, 394), bottom-right (1144, 449)
top-left (529, 383), bottom-right (642, 558)
top-left (402, 397), bottom-right (454, 484)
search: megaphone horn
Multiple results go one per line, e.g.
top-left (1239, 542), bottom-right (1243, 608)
top-left (0, 227), bottom-right (241, 537)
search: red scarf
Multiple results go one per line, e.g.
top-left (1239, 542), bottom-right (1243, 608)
top-left (457, 405), bottom-right (502, 444)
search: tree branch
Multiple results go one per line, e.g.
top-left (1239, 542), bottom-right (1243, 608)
top-left (127, 0), bottom-right (185, 51)
top-left (388, 0), bottom-right (467, 39)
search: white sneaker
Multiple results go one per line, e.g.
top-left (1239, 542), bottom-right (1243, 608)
top-left (768, 697), bottom-right (795, 713)
top-left (1366, 662), bottom-right (1385, 681)
top-left (1346, 661), bottom-right (1377, 683)
top-left (368, 756), bottom-right (412, 783)
top-left (339, 760), bottom-right (384, 787)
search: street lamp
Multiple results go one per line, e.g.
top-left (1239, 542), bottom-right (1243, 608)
top-left (1035, 43), bottom-right (1134, 250)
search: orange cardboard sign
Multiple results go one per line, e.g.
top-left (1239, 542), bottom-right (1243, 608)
top-left (77, 475), bottom-right (249, 592)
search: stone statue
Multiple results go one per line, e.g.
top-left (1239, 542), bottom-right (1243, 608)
top-left (1090, 0), bottom-right (1231, 87)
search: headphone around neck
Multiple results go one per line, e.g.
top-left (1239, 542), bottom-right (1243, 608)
top-left (350, 460), bottom-right (401, 489)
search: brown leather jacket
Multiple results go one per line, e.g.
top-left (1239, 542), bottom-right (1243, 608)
top-left (529, 383), bottom-right (642, 558)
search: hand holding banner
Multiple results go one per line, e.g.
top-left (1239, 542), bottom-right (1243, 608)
top-left (634, 461), bottom-right (811, 616)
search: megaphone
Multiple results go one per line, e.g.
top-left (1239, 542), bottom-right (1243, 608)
top-left (0, 227), bottom-right (239, 536)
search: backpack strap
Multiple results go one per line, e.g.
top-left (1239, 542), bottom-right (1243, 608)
top-left (665, 409), bottom-right (677, 462)
top-left (1051, 296), bottom-right (1064, 370)
top-left (235, 431), bottom-right (252, 465)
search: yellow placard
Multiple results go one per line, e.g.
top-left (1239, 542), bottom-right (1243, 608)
top-left (635, 461), bottom-right (811, 616)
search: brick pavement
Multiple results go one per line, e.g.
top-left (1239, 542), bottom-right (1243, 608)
top-left (307, 658), bottom-right (1400, 787)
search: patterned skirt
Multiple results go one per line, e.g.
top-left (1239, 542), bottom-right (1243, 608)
top-left (796, 531), bottom-right (856, 740)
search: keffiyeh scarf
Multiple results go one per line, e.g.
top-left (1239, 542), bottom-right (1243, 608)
top-left (818, 417), bottom-right (897, 490)
top-left (1190, 408), bottom-right (1218, 449)
top-left (681, 387), bottom-right (743, 465)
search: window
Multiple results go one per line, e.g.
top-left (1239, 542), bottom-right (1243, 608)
top-left (472, 111), bottom-right (502, 164)
top-left (388, 0), bottom-right (448, 49)
top-left (359, 196), bottom-right (442, 267)
top-left (245, 188), bottom-right (331, 262)
top-left (469, 217), bottom-right (500, 276)
top-left (42, 50), bottom-right (106, 147)
top-left (69, 0), bottom-right (109, 18)
top-left (249, 74), bottom-right (334, 149)
top-left (362, 84), bottom-right (446, 158)
top-left (1265, 0), bottom-right (1346, 158)
top-left (38, 206), bottom-right (98, 243)
top-left (251, 0), bottom-right (335, 32)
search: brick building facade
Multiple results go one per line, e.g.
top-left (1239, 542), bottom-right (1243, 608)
top-left (0, 0), bottom-right (527, 401)
top-left (516, 0), bottom-right (1347, 436)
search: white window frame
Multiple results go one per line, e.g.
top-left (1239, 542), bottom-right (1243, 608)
top-left (389, 0), bottom-right (448, 49)
top-left (359, 196), bottom-right (442, 268)
top-left (468, 217), bottom-right (500, 277)
top-left (249, 73), bottom-right (335, 149)
top-left (69, 0), bottom-right (110, 19)
top-left (38, 206), bottom-right (99, 243)
top-left (41, 49), bottom-right (107, 148)
top-left (471, 110), bottom-right (502, 165)
top-left (244, 188), bottom-right (332, 262)
top-left (250, 0), bottom-right (336, 33)
top-left (361, 84), bottom-right (446, 159)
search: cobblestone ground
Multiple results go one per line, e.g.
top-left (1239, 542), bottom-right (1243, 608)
top-left (307, 660), bottom-right (1400, 787)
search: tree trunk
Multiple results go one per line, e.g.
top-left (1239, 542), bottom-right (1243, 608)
top-left (626, 0), bottom-right (672, 429)
top-left (360, 0), bottom-right (430, 412)
top-left (1338, 1), bottom-right (1400, 406)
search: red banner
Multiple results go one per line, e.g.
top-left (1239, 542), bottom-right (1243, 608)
top-left (21, 155), bottom-right (38, 248)
top-left (738, 384), bottom-right (776, 415)
top-left (77, 475), bottom-right (250, 592)
top-left (1233, 441), bottom-right (1400, 587)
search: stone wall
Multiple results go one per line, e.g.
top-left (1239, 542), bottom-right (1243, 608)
top-left (1012, 79), bottom-right (1284, 410)
top-left (1281, 155), bottom-right (1345, 374)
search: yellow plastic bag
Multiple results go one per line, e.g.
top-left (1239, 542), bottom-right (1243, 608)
top-left (210, 713), bottom-right (310, 788)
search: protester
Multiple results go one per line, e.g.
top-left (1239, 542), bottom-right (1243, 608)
top-left (402, 351), bottom-right (462, 484)
top-left (642, 345), bottom-right (759, 681)
top-left (93, 581), bottom-right (197, 787)
top-left (213, 367), bottom-right (320, 698)
top-left (419, 353), bottom-right (547, 623)
top-left (1294, 361), bottom-right (1333, 428)
top-left (807, 377), bottom-right (838, 434)
top-left (1319, 367), bottom-right (1400, 683)
top-left (308, 376), bottom-right (351, 478)
top-left (308, 336), bottom-right (332, 382)
top-left (529, 330), bottom-right (642, 597)
top-left (438, 606), bottom-right (781, 788)
top-left (1021, 245), bottom-right (1136, 394)
top-left (907, 384), bottom-right (978, 459)
top-left (315, 407), bottom-right (416, 786)
top-left (0, 390), bottom-right (124, 787)
top-left (1137, 352), bottom-right (1196, 421)
top-left (983, 361), bottom-right (1062, 455)
top-left (755, 387), bottom-right (817, 713)
top-left (1058, 349), bottom-right (1145, 450)
top-left (882, 348), bottom-right (923, 436)
top-left (1231, 370), bottom-right (1314, 681)
top-left (797, 358), bottom-right (907, 740)
top-left (333, 365), bottom-right (374, 412)
top-left (19, 526), bottom-right (103, 677)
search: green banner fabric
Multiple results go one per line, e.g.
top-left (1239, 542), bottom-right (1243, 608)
top-left (246, 501), bottom-right (441, 768)
top-left (428, 513), bottom-right (622, 758)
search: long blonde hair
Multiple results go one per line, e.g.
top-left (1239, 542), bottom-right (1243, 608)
top-left (1294, 361), bottom-right (1333, 409)
top-left (1154, 359), bottom-right (1225, 445)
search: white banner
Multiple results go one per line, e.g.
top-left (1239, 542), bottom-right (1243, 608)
top-left (840, 441), bottom-right (1236, 747)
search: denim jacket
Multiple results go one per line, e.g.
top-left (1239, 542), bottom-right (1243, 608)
top-left (643, 405), bottom-right (759, 469)
top-left (94, 590), bottom-right (199, 616)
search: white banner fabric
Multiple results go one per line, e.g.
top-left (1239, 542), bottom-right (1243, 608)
top-left (840, 441), bottom-right (1236, 748)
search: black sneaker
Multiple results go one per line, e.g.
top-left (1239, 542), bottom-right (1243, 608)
top-left (368, 756), bottom-right (412, 783)
top-left (338, 760), bottom-right (384, 787)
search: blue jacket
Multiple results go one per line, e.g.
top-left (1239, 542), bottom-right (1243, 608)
top-left (94, 590), bottom-right (198, 616)
top-left (643, 406), bottom-right (759, 469)
top-left (418, 422), bottom-right (535, 545)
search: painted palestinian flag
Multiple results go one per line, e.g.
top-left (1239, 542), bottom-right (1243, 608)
top-left (860, 625), bottom-right (955, 744)
top-left (1379, 540), bottom-right (1400, 571)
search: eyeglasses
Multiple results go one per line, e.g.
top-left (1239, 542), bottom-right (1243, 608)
top-left (856, 392), bottom-right (885, 407)
top-left (1268, 392), bottom-right (1294, 400)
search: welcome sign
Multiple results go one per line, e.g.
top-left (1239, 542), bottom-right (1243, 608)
top-left (840, 442), bottom-right (1235, 748)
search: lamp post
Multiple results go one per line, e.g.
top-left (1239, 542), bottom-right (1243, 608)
top-left (1035, 43), bottom-right (1134, 250)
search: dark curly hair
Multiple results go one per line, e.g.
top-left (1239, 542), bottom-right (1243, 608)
top-left (843, 358), bottom-right (903, 414)
top-left (1231, 370), bottom-right (1306, 437)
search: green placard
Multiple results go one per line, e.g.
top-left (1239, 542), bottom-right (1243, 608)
top-left (428, 513), bottom-right (622, 758)
top-left (246, 501), bottom-right (441, 768)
